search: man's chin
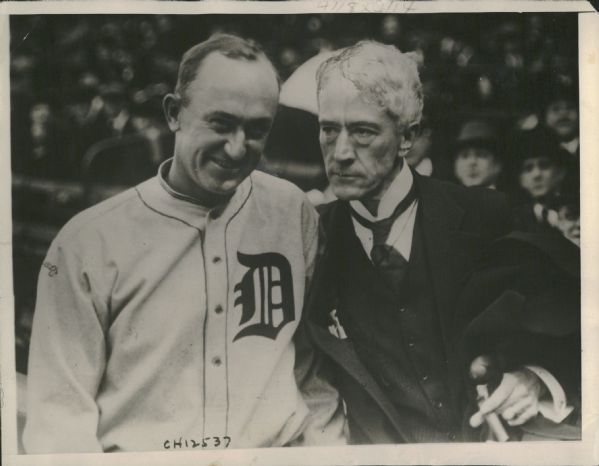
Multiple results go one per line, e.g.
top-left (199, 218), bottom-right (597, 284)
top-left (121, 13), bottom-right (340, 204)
top-left (330, 184), bottom-right (368, 201)
top-left (200, 173), bottom-right (245, 195)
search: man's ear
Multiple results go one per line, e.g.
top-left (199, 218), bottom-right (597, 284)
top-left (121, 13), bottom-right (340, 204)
top-left (398, 123), bottom-right (421, 157)
top-left (163, 93), bottom-right (181, 132)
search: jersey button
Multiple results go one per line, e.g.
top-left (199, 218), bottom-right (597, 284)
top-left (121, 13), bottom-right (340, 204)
top-left (214, 305), bottom-right (223, 314)
top-left (212, 256), bottom-right (222, 264)
top-left (435, 401), bottom-right (444, 409)
top-left (421, 374), bottom-right (429, 382)
top-left (212, 356), bottom-right (222, 366)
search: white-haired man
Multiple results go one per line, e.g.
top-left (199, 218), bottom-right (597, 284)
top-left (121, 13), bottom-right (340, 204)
top-left (305, 40), bottom-right (575, 443)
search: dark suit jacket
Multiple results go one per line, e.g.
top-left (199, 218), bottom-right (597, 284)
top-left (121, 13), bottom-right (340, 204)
top-left (456, 230), bottom-right (581, 440)
top-left (305, 174), bottom-right (513, 443)
top-left (306, 173), bottom-right (581, 443)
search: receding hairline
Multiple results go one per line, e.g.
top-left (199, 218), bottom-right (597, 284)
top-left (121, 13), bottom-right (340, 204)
top-left (175, 35), bottom-right (280, 103)
top-left (184, 51), bottom-right (279, 92)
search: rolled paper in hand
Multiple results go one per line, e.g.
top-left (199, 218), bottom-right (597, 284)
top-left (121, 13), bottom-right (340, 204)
top-left (470, 355), bottom-right (510, 442)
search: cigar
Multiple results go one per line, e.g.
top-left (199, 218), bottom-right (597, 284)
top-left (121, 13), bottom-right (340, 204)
top-left (470, 355), bottom-right (510, 442)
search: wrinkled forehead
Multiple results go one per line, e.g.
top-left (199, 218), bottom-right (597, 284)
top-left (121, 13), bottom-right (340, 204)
top-left (317, 65), bottom-right (396, 118)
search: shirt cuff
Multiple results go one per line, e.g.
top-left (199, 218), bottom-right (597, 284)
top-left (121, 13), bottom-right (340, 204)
top-left (525, 365), bottom-right (574, 423)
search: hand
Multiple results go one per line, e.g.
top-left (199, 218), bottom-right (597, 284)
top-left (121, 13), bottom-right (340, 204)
top-left (470, 368), bottom-right (544, 428)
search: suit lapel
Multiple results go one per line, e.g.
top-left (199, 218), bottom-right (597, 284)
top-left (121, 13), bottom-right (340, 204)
top-left (306, 321), bottom-right (414, 443)
top-left (414, 174), bottom-right (466, 353)
top-left (307, 201), bottom-right (413, 442)
top-left (309, 186), bottom-right (472, 441)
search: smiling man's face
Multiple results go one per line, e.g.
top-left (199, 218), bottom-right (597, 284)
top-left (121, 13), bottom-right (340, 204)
top-left (318, 72), bottom-right (404, 202)
top-left (168, 52), bottom-right (279, 202)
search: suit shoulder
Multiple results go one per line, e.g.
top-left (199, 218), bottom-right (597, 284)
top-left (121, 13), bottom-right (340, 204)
top-left (419, 176), bottom-right (512, 237)
top-left (433, 178), bottom-right (508, 215)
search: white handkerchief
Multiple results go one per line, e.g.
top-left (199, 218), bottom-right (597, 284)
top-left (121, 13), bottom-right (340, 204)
top-left (328, 309), bottom-right (348, 340)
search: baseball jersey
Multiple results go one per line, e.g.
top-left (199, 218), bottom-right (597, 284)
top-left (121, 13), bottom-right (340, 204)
top-left (24, 160), bottom-right (345, 453)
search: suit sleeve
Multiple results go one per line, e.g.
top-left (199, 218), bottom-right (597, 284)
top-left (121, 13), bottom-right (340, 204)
top-left (23, 239), bottom-right (107, 453)
top-left (292, 199), bottom-right (348, 446)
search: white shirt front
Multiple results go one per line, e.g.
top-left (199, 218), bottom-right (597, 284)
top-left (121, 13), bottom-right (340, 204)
top-left (350, 161), bottom-right (418, 260)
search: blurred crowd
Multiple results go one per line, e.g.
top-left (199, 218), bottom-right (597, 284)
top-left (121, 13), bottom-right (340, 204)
top-left (10, 13), bottom-right (580, 370)
top-left (11, 14), bottom-right (578, 179)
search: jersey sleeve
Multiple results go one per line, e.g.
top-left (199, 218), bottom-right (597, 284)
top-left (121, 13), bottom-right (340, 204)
top-left (23, 239), bottom-right (108, 453)
top-left (300, 196), bottom-right (320, 290)
top-left (292, 198), bottom-right (348, 446)
top-left (292, 320), bottom-right (348, 446)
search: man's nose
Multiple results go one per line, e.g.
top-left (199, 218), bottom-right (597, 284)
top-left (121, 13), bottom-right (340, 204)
top-left (332, 130), bottom-right (354, 163)
top-left (466, 154), bottom-right (478, 165)
top-left (224, 129), bottom-right (247, 160)
top-left (530, 165), bottom-right (542, 178)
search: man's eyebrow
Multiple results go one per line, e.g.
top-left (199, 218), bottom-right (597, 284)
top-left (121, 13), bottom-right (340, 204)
top-left (206, 111), bottom-right (272, 125)
top-left (205, 111), bottom-right (240, 122)
top-left (348, 121), bottom-right (381, 129)
top-left (318, 119), bottom-right (339, 126)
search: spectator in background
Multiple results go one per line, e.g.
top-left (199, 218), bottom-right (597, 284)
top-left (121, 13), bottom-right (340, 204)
top-left (405, 125), bottom-right (434, 177)
top-left (554, 193), bottom-right (580, 247)
top-left (63, 75), bottom-right (104, 174)
top-left (543, 83), bottom-right (579, 155)
top-left (452, 119), bottom-right (503, 189)
top-left (97, 82), bottom-right (136, 139)
top-left (512, 127), bottom-right (567, 234)
top-left (540, 82), bottom-right (579, 198)
top-left (27, 101), bottom-right (72, 180)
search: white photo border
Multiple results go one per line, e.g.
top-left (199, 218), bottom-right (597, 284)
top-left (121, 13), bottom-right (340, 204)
top-left (1, 3), bottom-right (598, 465)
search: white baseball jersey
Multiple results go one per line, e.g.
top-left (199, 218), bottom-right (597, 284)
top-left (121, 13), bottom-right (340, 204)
top-left (24, 160), bottom-right (346, 453)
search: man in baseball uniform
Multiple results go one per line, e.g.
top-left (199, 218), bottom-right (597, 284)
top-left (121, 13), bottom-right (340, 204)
top-left (24, 34), bottom-right (346, 453)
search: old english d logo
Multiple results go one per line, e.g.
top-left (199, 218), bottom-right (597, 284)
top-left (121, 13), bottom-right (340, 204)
top-left (233, 252), bottom-right (295, 341)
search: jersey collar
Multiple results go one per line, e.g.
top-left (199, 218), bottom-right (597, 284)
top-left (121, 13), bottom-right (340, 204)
top-left (136, 158), bottom-right (252, 231)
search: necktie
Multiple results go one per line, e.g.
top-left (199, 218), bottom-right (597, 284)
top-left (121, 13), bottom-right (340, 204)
top-left (351, 184), bottom-right (417, 294)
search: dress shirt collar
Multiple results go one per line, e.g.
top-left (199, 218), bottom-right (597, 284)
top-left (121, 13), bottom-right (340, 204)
top-left (560, 138), bottom-right (579, 155)
top-left (350, 160), bottom-right (414, 221)
top-left (136, 157), bottom-right (252, 231)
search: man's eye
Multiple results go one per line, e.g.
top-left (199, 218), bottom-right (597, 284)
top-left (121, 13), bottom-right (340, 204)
top-left (246, 125), bottom-right (270, 140)
top-left (210, 119), bottom-right (234, 133)
top-left (320, 126), bottom-right (338, 140)
top-left (353, 128), bottom-right (376, 143)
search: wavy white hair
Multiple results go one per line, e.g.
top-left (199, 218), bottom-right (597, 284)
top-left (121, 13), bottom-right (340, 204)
top-left (316, 40), bottom-right (423, 130)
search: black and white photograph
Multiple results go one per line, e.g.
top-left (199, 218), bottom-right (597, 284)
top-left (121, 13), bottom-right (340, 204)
top-left (1, 2), bottom-right (598, 465)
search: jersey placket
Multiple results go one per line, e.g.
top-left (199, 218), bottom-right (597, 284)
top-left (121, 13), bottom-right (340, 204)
top-left (202, 215), bottom-right (229, 438)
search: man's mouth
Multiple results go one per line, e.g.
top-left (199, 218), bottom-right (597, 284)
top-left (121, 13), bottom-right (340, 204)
top-left (557, 118), bottom-right (574, 126)
top-left (210, 157), bottom-right (242, 170)
top-left (332, 172), bottom-right (360, 178)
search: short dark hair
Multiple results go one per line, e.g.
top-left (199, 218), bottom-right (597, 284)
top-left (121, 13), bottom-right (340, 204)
top-left (514, 127), bottom-right (565, 170)
top-left (175, 33), bottom-right (279, 105)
